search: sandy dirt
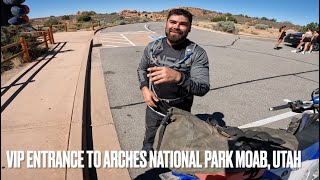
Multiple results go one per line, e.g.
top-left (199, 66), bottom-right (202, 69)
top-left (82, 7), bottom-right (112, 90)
top-left (1, 58), bottom-right (29, 87)
top-left (194, 21), bottom-right (298, 39)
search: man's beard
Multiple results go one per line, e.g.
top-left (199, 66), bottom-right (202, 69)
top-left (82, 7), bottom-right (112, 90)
top-left (165, 28), bottom-right (188, 44)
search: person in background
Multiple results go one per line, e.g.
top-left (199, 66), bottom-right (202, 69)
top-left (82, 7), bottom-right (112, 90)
top-left (303, 30), bottom-right (319, 54)
top-left (274, 25), bottom-right (287, 50)
top-left (291, 28), bottom-right (313, 53)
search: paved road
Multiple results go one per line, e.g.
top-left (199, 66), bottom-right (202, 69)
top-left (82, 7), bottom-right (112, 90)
top-left (96, 22), bottom-right (319, 179)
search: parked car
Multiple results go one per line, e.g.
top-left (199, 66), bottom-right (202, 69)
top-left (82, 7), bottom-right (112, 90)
top-left (284, 32), bottom-right (319, 51)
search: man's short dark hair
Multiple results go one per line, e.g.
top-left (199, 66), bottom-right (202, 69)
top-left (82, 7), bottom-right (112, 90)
top-left (167, 8), bottom-right (193, 24)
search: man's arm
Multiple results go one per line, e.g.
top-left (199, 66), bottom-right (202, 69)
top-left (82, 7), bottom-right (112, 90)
top-left (137, 45), bottom-right (159, 107)
top-left (137, 46), bottom-right (150, 89)
top-left (178, 48), bottom-right (210, 96)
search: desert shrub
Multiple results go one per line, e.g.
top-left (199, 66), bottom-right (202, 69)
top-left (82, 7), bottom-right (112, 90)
top-left (113, 20), bottom-right (126, 25)
top-left (43, 18), bottom-right (60, 26)
top-left (139, 18), bottom-right (149, 23)
top-left (250, 30), bottom-right (259, 35)
top-left (212, 21), bottom-right (237, 33)
top-left (1, 57), bottom-right (16, 73)
top-left (77, 15), bottom-right (91, 22)
top-left (211, 16), bottom-right (237, 23)
top-left (226, 16), bottom-right (238, 23)
top-left (61, 15), bottom-right (70, 20)
top-left (28, 45), bottom-right (48, 59)
top-left (119, 20), bottom-right (126, 25)
top-left (211, 16), bottom-right (226, 22)
top-left (192, 21), bottom-right (199, 26)
top-left (105, 23), bottom-right (114, 27)
top-left (1, 24), bottom-right (47, 72)
top-left (255, 24), bottom-right (269, 30)
top-left (1, 24), bottom-right (37, 55)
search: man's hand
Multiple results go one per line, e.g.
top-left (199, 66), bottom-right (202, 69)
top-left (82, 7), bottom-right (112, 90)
top-left (147, 67), bottom-right (182, 85)
top-left (141, 86), bottom-right (159, 107)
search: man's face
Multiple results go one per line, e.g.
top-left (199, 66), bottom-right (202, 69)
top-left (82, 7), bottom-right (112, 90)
top-left (165, 15), bottom-right (191, 44)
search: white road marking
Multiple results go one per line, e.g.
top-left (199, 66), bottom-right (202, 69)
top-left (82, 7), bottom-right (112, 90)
top-left (100, 30), bottom-right (155, 48)
top-left (101, 34), bottom-right (123, 36)
top-left (137, 30), bottom-right (151, 33)
top-left (104, 45), bottom-right (119, 47)
top-left (145, 24), bottom-right (155, 33)
top-left (100, 41), bottom-right (132, 44)
top-left (122, 31), bottom-right (152, 34)
top-left (101, 36), bottom-right (125, 38)
top-left (104, 31), bottom-right (152, 34)
top-left (120, 34), bottom-right (136, 46)
top-left (101, 37), bottom-right (130, 41)
top-left (239, 110), bottom-right (314, 128)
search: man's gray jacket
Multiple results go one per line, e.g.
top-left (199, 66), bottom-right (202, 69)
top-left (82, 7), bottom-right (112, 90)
top-left (137, 38), bottom-right (210, 113)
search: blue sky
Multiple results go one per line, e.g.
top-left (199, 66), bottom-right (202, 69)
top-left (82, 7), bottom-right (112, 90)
top-left (26, 0), bottom-right (319, 26)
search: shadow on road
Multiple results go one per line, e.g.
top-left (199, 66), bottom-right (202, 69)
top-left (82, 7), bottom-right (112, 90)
top-left (1, 42), bottom-right (67, 113)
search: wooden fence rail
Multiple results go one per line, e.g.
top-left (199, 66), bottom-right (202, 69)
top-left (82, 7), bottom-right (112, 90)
top-left (1, 37), bottom-right (30, 63)
top-left (21, 30), bottom-right (55, 49)
top-left (41, 21), bottom-right (100, 32)
top-left (1, 20), bottom-right (98, 64)
top-left (1, 29), bottom-right (55, 64)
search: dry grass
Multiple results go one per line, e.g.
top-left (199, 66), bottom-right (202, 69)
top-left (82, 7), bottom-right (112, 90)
top-left (193, 21), bottom-right (298, 39)
top-left (1, 57), bottom-right (27, 86)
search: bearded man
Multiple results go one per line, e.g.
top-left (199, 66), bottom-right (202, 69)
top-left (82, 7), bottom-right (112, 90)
top-left (137, 8), bottom-right (210, 159)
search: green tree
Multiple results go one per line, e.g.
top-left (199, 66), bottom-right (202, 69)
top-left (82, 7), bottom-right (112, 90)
top-left (61, 15), bottom-right (70, 20)
top-left (299, 22), bottom-right (319, 32)
top-left (77, 15), bottom-right (91, 22)
top-left (270, 18), bottom-right (277, 22)
top-left (43, 18), bottom-right (60, 26)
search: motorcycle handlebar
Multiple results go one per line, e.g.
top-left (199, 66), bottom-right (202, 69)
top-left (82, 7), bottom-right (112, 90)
top-left (269, 103), bottom-right (291, 111)
top-left (270, 100), bottom-right (317, 113)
